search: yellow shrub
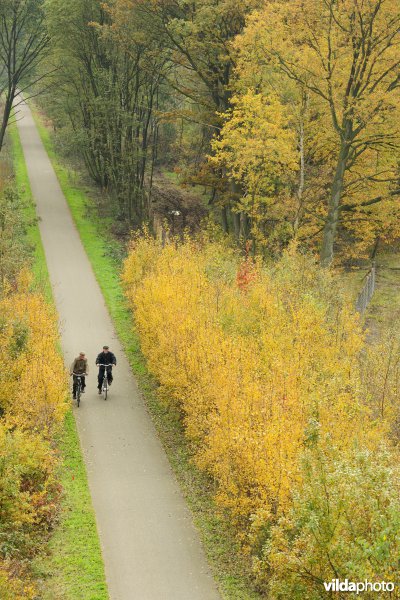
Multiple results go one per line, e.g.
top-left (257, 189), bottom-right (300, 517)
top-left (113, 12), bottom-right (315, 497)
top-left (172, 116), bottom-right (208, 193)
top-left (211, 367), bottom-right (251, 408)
top-left (0, 270), bottom-right (67, 592)
top-left (0, 424), bottom-right (60, 559)
top-left (0, 271), bottom-right (68, 436)
top-left (123, 239), bottom-right (385, 543)
top-left (0, 566), bottom-right (36, 600)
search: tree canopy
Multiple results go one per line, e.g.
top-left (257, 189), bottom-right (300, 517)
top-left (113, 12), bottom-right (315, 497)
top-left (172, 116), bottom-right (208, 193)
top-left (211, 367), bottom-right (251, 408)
top-left (38, 0), bottom-right (400, 260)
top-left (0, 0), bottom-right (49, 151)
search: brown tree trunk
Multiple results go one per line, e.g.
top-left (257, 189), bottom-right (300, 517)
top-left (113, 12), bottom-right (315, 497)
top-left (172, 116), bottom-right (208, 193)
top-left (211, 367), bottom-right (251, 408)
top-left (221, 205), bottom-right (229, 233)
top-left (239, 211), bottom-right (249, 241)
top-left (0, 92), bottom-right (15, 153)
top-left (230, 179), bottom-right (242, 240)
top-left (320, 142), bottom-right (350, 267)
top-left (293, 117), bottom-right (305, 235)
top-left (233, 211), bottom-right (240, 239)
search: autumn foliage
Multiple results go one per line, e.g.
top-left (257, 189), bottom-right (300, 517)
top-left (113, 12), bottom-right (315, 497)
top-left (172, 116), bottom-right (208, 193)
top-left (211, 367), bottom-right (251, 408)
top-left (212, 0), bottom-right (400, 262)
top-left (0, 271), bottom-right (68, 593)
top-left (262, 443), bottom-right (400, 597)
top-left (0, 272), bottom-right (68, 434)
top-left (123, 234), bottom-right (400, 592)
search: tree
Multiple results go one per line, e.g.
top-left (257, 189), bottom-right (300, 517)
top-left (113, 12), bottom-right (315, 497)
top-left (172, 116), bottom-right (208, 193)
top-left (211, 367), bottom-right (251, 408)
top-left (137, 0), bottom-right (262, 234)
top-left (145, 0), bottom-right (259, 113)
top-left (248, 0), bottom-right (400, 265)
top-left (230, 25), bottom-right (325, 248)
top-left (44, 0), bottom-right (166, 224)
top-left (0, 0), bottom-right (49, 152)
top-left (211, 89), bottom-right (298, 248)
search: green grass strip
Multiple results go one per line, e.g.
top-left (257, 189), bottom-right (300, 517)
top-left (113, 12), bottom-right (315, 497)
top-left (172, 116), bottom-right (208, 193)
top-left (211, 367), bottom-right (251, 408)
top-left (35, 413), bottom-right (109, 600)
top-left (8, 123), bottom-right (52, 301)
top-left (9, 122), bottom-right (108, 600)
top-left (32, 107), bottom-right (261, 600)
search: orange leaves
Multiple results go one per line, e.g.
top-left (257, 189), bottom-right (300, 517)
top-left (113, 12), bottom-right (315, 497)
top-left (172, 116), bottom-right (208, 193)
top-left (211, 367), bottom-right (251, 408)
top-left (236, 242), bottom-right (258, 291)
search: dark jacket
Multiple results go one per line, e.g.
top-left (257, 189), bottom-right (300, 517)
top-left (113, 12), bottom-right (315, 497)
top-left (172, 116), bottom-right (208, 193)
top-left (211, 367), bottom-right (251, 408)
top-left (70, 357), bottom-right (88, 375)
top-left (96, 351), bottom-right (116, 366)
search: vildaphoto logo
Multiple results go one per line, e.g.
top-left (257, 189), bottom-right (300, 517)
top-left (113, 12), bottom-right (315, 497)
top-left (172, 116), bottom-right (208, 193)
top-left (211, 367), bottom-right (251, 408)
top-left (323, 579), bottom-right (395, 594)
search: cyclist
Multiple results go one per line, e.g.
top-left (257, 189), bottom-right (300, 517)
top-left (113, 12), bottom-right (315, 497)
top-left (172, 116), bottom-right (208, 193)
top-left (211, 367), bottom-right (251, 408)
top-left (70, 352), bottom-right (88, 399)
top-left (96, 345), bottom-right (117, 394)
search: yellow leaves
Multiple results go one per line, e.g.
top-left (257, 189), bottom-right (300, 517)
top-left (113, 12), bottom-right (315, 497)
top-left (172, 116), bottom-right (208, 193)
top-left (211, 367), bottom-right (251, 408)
top-left (122, 231), bottom-right (162, 298)
top-left (227, 0), bottom-right (400, 259)
top-left (210, 89), bottom-right (299, 244)
top-left (0, 273), bottom-right (68, 436)
top-left (123, 237), bottom-right (384, 548)
top-left (0, 567), bottom-right (37, 600)
top-left (0, 422), bottom-right (60, 577)
top-left (211, 89), bottom-right (298, 195)
top-left (0, 270), bottom-right (67, 591)
top-left (262, 443), bottom-right (400, 597)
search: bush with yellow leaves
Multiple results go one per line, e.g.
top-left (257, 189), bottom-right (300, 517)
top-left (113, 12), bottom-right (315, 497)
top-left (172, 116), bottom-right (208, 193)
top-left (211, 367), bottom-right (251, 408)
top-left (123, 236), bottom-right (390, 559)
top-left (0, 423), bottom-right (61, 594)
top-left (0, 271), bottom-right (68, 436)
top-left (360, 326), bottom-right (400, 440)
top-left (0, 567), bottom-right (36, 600)
top-left (0, 270), bottom-right (68, 593)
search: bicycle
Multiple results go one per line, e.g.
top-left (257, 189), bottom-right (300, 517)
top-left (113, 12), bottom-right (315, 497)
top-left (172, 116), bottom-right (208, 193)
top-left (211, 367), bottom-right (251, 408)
top-left (72, 372), bottom-right (86, 407)
top-left (98, 364), bottom-right (112, 400)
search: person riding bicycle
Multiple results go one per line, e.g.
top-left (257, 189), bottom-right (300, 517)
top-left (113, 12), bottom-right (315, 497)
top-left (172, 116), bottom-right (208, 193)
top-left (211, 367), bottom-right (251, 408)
top-left (70, 352), bottom-right (88, 399)
top-left (96, 345), bottom-right (117, 394)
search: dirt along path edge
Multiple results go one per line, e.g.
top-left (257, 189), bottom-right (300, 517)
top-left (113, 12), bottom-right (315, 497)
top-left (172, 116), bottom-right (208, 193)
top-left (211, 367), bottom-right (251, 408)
top-left (16, 98), bottom-right (221, 600)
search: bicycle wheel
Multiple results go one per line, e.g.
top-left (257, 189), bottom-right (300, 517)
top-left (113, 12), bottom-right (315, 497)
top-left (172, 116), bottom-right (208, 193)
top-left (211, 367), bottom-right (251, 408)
top-left (102, 377), bottom-right (108, 401)
top-left (76, 380), bottom-right (81, 407)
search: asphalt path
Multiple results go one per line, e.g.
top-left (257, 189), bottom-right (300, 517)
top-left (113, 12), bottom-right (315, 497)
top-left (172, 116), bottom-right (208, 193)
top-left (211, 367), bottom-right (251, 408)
top-left (17, 99), bottom-right (220, 600)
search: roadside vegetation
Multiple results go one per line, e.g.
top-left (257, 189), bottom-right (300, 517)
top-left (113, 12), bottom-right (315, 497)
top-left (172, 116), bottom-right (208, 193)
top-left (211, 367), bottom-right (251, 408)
top-left (0, 130), bottom-right (67, 597)
top-left (0, 124), bottom-right (108, 599)
top-left (123, 235), bottom-right (400, 597)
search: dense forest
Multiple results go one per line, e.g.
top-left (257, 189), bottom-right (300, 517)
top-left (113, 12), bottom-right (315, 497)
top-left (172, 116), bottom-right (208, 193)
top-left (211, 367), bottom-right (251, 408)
top-left (15, 0), bottom-right (399, 264)
top-left (1, 0), bottom-right (400, 598)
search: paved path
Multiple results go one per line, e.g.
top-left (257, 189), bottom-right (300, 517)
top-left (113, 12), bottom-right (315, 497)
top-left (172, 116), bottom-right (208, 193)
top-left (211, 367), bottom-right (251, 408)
top-left (17, 99), bottom-right (220, 600)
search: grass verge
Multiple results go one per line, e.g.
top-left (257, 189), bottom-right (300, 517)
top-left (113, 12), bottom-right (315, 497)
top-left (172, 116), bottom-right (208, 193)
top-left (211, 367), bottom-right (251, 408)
top-left (34, 413), bottom-right (109, 600)
top-left (32, 107), bottom-right (262, 599)
top-left (8, 123), bottom-right (52, 301)
top-left (9, 122), bottom-right (108, 600)
top-left (337, 249), bottom-right (400, 335)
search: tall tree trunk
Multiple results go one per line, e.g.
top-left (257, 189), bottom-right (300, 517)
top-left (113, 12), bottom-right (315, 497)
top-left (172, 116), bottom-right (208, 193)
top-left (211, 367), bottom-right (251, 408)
top-left (230, 179), bottom-right (242, 240)
top-left (320, 142), bottom-right (350, 267)
top-left (0, 91), bottom-right (15, 152)
top-left (293, 117), bottom-right (305, 235)
top-left (221, 205), bottom-right (229, 233)
top-left (239, 211), bottom-right (249, 241)
top-left (233, 211), bottom-right (240, 239)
